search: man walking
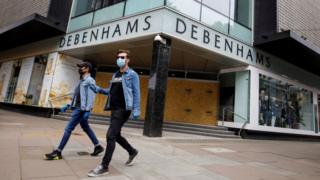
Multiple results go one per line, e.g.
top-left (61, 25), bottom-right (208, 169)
top-left (88, 49), bottom-right (140, 177)
top-left (44, 62), bottom-right (107, 160)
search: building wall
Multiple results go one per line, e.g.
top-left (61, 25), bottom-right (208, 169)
top-left (0, 0), bottom-right (51, 29)
top-left (278, 0), bottom-right (320, 48)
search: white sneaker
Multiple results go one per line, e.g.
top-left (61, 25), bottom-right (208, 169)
top-left (87, 164), bottom-right (109, 177)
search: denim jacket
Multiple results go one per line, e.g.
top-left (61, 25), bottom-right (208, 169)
top-left (70, 74), bottom-right (109, 111)
top-left (104, 68), bottom-right (141, 117)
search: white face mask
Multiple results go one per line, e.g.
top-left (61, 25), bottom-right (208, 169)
top-left (116, 58), bottom-right (126, 68)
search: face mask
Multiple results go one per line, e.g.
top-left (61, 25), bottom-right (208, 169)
top-left (116, 58), bottom-right (126, 68)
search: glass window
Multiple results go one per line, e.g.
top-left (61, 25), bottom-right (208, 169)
top-left (68, 12), bottom-right (94, 32)
top-left (259, 74), bottom-right (314, 131)
top-left (94, 0), bottom-right (103, 9)
top-left (229, 20), bottom-right (252, 43)
top-left (102, 0), bottom-right (125, 7)
top-left (72, 0), bottom-right (96, 17)
top-left (93, 2), bottom-right (125, 25)
top-left (166, 0), bottom-right (201, 20)
top-left (94, 0), bottom-right (125, 9)
top-left (124, 0), bottom-right (164, 16)
top-left (201, 5), bottom-right (229, 34)
top-left (202, 0), bottom-right (230, 16)
top-left (219, 71), bottom-right (250, 123)
top-left (231, 0), bottom-right (252, 28)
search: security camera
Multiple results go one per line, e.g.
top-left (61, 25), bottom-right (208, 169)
top-left (154, 34), bottom-right (166, 44)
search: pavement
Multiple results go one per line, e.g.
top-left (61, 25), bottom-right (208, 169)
top-left (1, 109), bottom-right (320, 180)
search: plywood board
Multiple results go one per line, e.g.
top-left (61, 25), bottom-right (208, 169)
top-left (93, 72), bottom-right (219, 126)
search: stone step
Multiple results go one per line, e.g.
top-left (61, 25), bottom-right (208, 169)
top-left (59, 112), bottom-right (229, 131)
top-left (53, 113), bottom-right (239, 139)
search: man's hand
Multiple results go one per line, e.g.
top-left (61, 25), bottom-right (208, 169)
top-left (60, 104), bottom-right (70, 113)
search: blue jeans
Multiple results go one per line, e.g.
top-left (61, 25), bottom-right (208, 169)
top-left (57, 108), bottom-right (99, 151)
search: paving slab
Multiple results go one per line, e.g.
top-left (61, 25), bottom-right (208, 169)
top-left (0, 148), bottom-right (20, 180)
top-left (204, 164), bottom-right (292, 180)
top-left (21, 159), bottom-right (74, 179)
top-left (1, 109), bottom-right (320, 180)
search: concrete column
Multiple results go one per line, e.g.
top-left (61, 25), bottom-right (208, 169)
top-left (143, 35), bottom-right (171, 137)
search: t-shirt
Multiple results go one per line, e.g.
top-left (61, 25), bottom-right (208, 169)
top-left (109, 72), bottom-right (126, 109)
top-left (74, 84), bottom-right (81, 107)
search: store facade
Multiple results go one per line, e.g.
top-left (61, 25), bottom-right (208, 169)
top-left (0, 0), bottom-right (319, 137)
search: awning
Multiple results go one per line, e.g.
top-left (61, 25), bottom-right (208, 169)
top-left (254, 30), bottom-right (320, 76)
top-left (0, 14), bottom-right (65, 51)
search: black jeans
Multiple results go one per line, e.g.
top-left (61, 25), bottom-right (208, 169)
top-left (102, 109), bottom-right (135, 167)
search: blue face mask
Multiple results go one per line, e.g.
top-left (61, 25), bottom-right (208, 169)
top-left (116, 58), bottom-right (126, 68)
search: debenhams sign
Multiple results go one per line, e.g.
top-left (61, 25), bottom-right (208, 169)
top-left (59, 9), bottom-right (271, 68)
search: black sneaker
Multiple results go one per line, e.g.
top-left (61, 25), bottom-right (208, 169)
top-left (90, 145), bottom-right (104, 156)
top-left (87, 164), bottom-right (109, 177)
top-left (44, 150), bottom-right (62, 160)
top-left (125, 149), bottom-right (138, 166)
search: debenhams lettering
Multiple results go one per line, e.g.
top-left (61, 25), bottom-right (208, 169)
top-left (59, 16), bottom-right (151, 48)
top-left (175, 18), bottom-right (271, 68)
top-left (59, 13), bottom-right (271, 68)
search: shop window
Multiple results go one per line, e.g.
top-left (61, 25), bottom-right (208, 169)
top-left (25, 55), bottom-right (48, 106)
top-left (259, 74), bottom-right (314, 131)
top-left (219, 71), bottom-right (250, 123)
top-left (5, 60), bottom-right (22, 103)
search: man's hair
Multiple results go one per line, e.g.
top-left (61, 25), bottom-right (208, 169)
top-left (117, 49), bottom-right (130, 58)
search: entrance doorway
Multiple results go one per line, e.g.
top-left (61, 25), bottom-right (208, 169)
top-left (165, 78), bottom-right (219, 126)
top-left (219, 70), bottom-right (250, 124)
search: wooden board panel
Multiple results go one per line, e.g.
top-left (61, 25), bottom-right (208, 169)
top-left (93, 72), bottom-right (219, 126)
top-left (165, 79), bottom-right (219, 126)
top-left (92, 72), bottom-right (111, 116)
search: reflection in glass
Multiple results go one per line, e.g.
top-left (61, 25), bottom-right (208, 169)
top-left (167, 0), bottom-right (201, 20)
top-left (68, 12), bottom-right (94, 32)
top-left (102, 0), bottom-right (125, 7)
top-left (201, 6), bottom-right (229, 34)
top-left (72, 0), bottom-right (96, 17)
top-left (93, 2), bottom-right (125, 25)
top-left (202, 0), bottom-right (230, 16)
top-left (229, 20), bottom-right (252, 43)
top-left (233, 0), bottom-right (252, 28)
top-left (259, 74), bottom-right (314, 131)
top-left (125, 0), bottom-right (164, 16)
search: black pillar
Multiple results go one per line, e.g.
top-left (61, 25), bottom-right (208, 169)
top-left (143, 36), bottom-right (171, 137)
